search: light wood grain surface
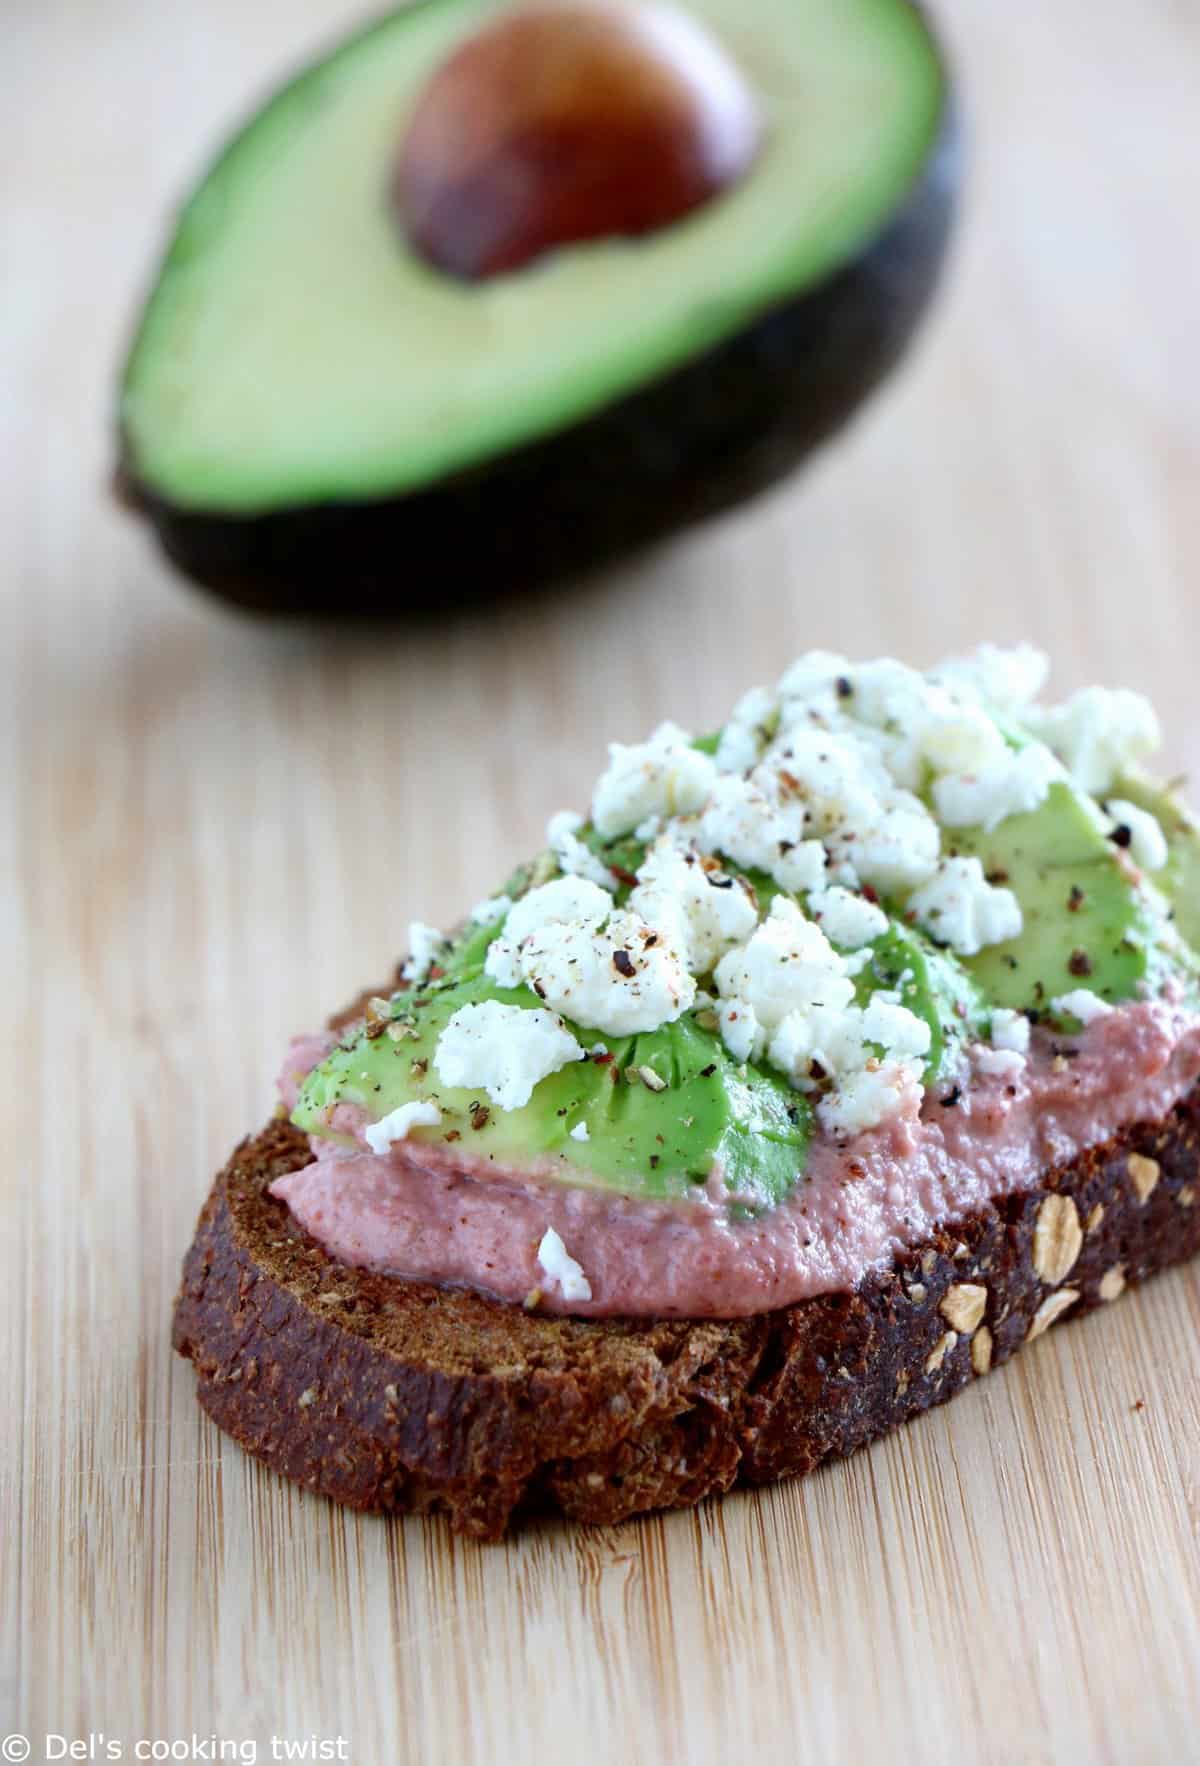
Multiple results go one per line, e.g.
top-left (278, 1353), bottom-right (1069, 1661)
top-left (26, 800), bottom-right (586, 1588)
top-left (5, 1), bottom-right (1200, 1761)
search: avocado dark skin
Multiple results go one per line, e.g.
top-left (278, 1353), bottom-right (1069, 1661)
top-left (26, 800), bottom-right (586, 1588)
top-left (115, 102), bottom-right (958, 617)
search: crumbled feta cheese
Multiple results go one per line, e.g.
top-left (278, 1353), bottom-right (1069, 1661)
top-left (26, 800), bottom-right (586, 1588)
top-left (860, 995), bottom-right (932, 1060)
top-left (628, 836), bottom-right (758, 973)
top-left (435, 1001), bottom-right (583, 1111)
top-left (363, 1099), bottom-right (443, 1153)
top-left (487, 875), bottom-right (613, 985)
top-left (1051, 989), bottom-right (1114, 1026)
top-left (546, 809), bottom-right (616, 891)
top-left (916, 698), bottom-right (1011, 778)
top-left (975, 1046), bottom-right (1026, 1078)
top-left (591, 721), bottom-right (717, 838)
top-left (761, 728), bottom-right (885, 835)
top-left (807, 885), bottom-right (888, 950)
top-left (1025, 686), bottom-right (1160, 794)
top-left (990, 1008), bottom-right (1030, 1053)
top-left (766, 1003), bottom-right (863, 1091)
top-left (839, 797), bottom-right (942, 895)
top-left (714, 897), bottom-right (855, 1031)
top-left (773, 839), bottom-right (830, 895)
top-left (714, 685), bottom-right (776, 773)
top-left (401, 921), bottom-right (446, 984)
top-left (1105, 799), bottom-right (1169, 872)
top-left (470, 894), bottom-right (512, 925)
top-left (818, 1059), bottom-right (923, 1137)
top-left (776, 650), bottom-right (852, 706)
top-left (537, 1226), bottom-right (592, 1301)
top-left (907, 857), bottom-right (1022, 956)
top-left (717, 998), bottom-right (763, 1062)
top-left (505, 906), bottom-right (695, 1035)
top-left (569, 1120), bottom-right (590, 1142)
top-left (695, 771), bottom-right (804, 873)
top-left (932, 741), bottom-right (1062, 832)
top-left (931, 643), bottom-right (1049, 713)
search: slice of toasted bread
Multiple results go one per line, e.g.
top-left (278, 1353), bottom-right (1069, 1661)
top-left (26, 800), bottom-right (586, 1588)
top-left (173, 1086), bottom-right (1200, 1538)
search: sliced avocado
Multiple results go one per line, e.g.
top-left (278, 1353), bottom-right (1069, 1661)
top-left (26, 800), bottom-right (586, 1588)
top-left (294, 973), bottom-right (810, 1206)
top-left (946, 781), bottom-right (1182, 1021)
top-left (117, 0), bottom-right (956, 611)
top-left (1111, 770), bottom-right (1200, 953)
top-left (854, 920), bottom-right (987, 1077)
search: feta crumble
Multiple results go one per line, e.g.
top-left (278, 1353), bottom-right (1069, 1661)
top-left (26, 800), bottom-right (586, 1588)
top-left (714, 685), bottom-right (776, 773)
top-left (470, 894), bottom-right (513, 925)
top-left (819, 1060), bottom-right (923, 1137)
top-left (907, 857), bottom-right (1023, 957)
top-left (591, 721), bottom-right (717, 838)
top-left (931, 642), bottom-right (1049, 713)
top-left (537, 1227), bottom-right (592, 1302)
top-left (628, 836), bottom-right (758, 973)
top-left (486, 875), bottom-right (613, 985)
top-left (717, 998), bottom-right (763, 1062)
top-left (990, 1008), bottom-right (1031, 1054)
top-left (1051, 989), bottom-right (1114, 1026)
top-left (807, 885), bottom-right (888, 950)
top-left (546, 809), bottom-right (617, 891)
top-left (435, 1001), bottom-right (583, 1111)
top-left (401, 921), bottom-right (447, 984)
top-left (1025, 686), bottom-right (1160, 794)
top-left (496, 900), bottom-right (695, 1036)
top-left (1105, 799), bottom-right (1169, 872)
top-left (714, 898), bottom-right (856, 1032)
top-left (974, 1046), bottom-right (1026, 1078)
top-left (569, 1121), bottom-right (590, 1142)
top-left (363, 1099), bottom-right (443, 1153)
top-left (932, 741), bottom-right (1062, 832)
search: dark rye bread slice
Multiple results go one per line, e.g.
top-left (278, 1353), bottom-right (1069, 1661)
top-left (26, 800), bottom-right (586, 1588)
top-left (174, 1094), bottom-right (1200, 1539)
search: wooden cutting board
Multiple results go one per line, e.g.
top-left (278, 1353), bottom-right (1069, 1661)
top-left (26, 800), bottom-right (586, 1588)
top-left (5, 2), bottom-right (1198, 1761)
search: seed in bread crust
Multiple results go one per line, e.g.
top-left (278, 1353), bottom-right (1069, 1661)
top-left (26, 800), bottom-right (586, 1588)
top-left (1098, 1265), bottom-right (1127, 1303)
top-left (925, 1330), bottom-right (957, 1374)
top-left (1127, 1153), bottom-right (1160, 1202)
top-left (940, 1283), bottom-right (988, 1334)
top-left (971, 1327), bottom-right (993, 1375)
top-left (1033, 1194), bottom-right (1083, 1284)
top-left (1086, 1203), bottom-right (1105, 1234)
top-left (1028, 1288), bottom-right (1080, 1339)
top-left (1181, 1186), bottom-right (1196, 1209)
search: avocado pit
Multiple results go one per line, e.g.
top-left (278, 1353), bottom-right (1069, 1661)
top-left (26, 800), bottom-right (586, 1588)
top-left (394, 1), bottom-right (763, 280)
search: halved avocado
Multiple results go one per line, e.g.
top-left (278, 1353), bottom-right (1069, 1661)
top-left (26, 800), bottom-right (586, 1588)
top-left (117, 0), bottom-right (958, 612)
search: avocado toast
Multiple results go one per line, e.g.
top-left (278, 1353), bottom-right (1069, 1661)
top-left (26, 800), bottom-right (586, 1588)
top-left (174, 647), bottom-right (1200, 1535)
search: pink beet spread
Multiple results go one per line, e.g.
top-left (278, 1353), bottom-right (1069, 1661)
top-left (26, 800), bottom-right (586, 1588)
top-left (269, 1001), bottom-right (1200, 1318)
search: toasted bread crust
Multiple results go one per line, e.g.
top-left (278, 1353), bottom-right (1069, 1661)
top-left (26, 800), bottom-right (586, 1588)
top-left (173, 1093), bottom-right (1200, 1537)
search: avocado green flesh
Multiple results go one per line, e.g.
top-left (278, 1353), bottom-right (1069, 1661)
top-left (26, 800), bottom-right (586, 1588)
top-left (121, 0), bottom-right (946, 513)
top-left (1111, 771), bottom-right (1200, 955)
top-left (293, 973), bottom-right (810, 1206)
top-left (947, 780), bottom-right (1195, 1021)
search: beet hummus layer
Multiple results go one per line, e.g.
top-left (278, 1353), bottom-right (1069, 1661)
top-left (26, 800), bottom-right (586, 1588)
top-left (269, 1001), bottom-right (1200, 1318)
